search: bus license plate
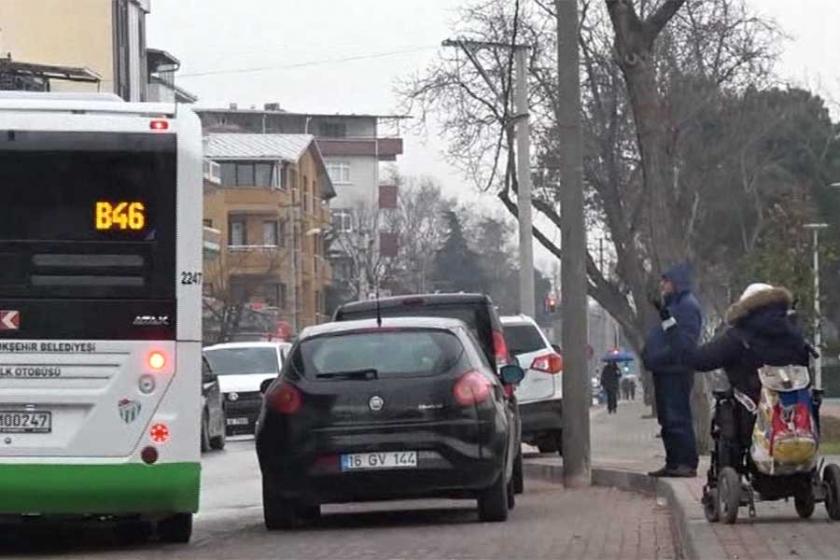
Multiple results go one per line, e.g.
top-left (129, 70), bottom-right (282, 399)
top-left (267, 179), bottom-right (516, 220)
top-left (227, 417), bottom-right (249, 426)
top-left (0, 411), bottom-right (52, 434)
top-left (341, 451), bottom-right (418, 471)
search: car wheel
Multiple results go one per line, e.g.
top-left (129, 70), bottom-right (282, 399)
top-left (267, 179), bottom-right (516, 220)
top-left (477, 472), bottom-right (509, 523)
top-left (507, 479), bottom-right (516, 510)
top-left (513, 451), bottom-right (524, 494)
top-left (703, 487), bottom-right (720, 523)
top-left (262, 478), bottom-right (307, 530)
top-left (536, 432), bottom-right (560, 454)
top-left (554, 431), bottom-right (563, 457)
top-left (115, 519), bottom-right (153, 544)
top-left (200, 411), bottom-right (211, 453)
top-left (157, 513), bottom-right (192, 543)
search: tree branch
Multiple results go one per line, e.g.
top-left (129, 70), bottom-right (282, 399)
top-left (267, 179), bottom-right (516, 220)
top-left (645, 0), bottom-right (688, 39)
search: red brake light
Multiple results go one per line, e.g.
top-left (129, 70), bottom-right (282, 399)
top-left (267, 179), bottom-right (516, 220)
top-left (268, 382), bottom-right (303, 415)
top-left (453, 370), bottom-right (492, 406)
top-left (148, 351), bottom-right (167, 371)
top-left (492, 331), bottom-right (509, 364)
top-left (531, 353), bottom-right (563, 374)
top-left (150, 119), bottom-right (169, 131)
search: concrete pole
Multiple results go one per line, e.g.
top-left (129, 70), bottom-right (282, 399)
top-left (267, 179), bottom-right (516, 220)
top-left (813, 228), bottom-right (823, 390)
top-left (515, 46), bottom-right (535, 318)
top-left (556, 0), bottom-right (590, 487)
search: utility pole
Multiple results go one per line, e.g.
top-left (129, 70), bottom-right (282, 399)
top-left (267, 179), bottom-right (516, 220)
top-left (556, 0), bottom-right (590, 487)
top-left (805, 223), bottom-right (828, 389)
top-left (441, 38), bottom-right (534, 317)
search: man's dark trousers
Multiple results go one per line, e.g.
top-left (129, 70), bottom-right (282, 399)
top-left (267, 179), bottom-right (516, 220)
top-left (654, 371), bottom-right (698, 469)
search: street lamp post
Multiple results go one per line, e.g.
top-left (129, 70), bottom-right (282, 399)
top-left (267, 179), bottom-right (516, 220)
top-left (804, 222), bottom-right (829, 390)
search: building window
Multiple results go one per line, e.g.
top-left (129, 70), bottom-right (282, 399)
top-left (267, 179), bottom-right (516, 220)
top-left (332, 210), bottom-right (353, 233)
top-left (219, 161), bottom-right (277, 187)
top-left (113, 0), bottom-right (131, 100)
top-left (229, 217), bottom-right (246, 246)
top-left (263, 220), bottom-right (279, 246)
top-left (279, 283), bottom-right (288, 309)
top-left (379, 184), bottom-right (398, 209)
top-left (203, 219), bottom-right (213, 227)
top-left (278, 220), bottom-right (287, 248)
top-left (326, 161), bottom-right (351, 185)
top-left (319, 122), bottom-right (347, 138)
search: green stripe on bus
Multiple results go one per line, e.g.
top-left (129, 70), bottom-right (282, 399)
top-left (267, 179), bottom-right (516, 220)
top-left (0, 462), bottom-right (200, 514)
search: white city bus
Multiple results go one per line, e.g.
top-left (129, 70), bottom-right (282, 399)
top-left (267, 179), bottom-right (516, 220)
top-left (0, 93), bottom-right (203, 542)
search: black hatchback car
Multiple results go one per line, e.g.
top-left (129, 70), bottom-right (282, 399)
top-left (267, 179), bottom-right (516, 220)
top-left (255, 317), bottom-right (525, 529)
top-left (334, 293), bottom-right (524, 492)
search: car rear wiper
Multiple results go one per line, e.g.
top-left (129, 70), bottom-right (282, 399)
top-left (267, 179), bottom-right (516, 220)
top-left (316, 368), bottom-right (379, 380)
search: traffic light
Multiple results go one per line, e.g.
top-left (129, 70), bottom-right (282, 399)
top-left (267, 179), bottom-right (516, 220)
top-left (545, 294), bottom-right (558, 313)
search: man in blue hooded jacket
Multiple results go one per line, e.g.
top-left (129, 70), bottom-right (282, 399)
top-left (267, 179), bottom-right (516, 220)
top-left (641, 263), bottom-right (703, 477)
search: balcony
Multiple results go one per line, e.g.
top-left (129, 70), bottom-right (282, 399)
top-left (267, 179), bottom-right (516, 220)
top-left (316, 137), bottom-right (404, 161)
top-left (225, 245), bottom-right (289, 276)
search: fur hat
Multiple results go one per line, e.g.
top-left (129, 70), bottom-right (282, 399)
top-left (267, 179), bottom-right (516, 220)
top-left (725, 283), bottom-right (793, 325)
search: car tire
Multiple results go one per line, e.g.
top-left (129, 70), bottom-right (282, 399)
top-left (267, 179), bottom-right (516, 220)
top-left (823, 464), bottom-right (840, 521)
top-left (507, 479), bottom-right (516, 510)
top-left (513, 451), bottom-right (524, 494)
top-left (200, 411), bottom-right (211, 453)
top-left (536, 432), bottom-right (562, 455)
top-left (157, 513), bottom-right (192, 543)
top-left (262, 478), bottom-right (308, 530)
top-left (477, 472), bottom-right (509, 523)
top-left (554, 431), bottom-right (563, 457)
top-left (116, 519), bottom-right (153, 544)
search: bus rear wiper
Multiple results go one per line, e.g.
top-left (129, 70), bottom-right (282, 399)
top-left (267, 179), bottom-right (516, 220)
top-left (316, 368), bottom-right (379, 380)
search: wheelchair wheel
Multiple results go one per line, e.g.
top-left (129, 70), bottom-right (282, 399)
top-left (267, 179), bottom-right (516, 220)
top-left (824, 464), bottom-right (840, 521)
top-left (795, 492), bottom-right (815, 519)
top-left (718, 467), bottom-right (741, 524)
top-left (703, 487), bottom-right (720, 523)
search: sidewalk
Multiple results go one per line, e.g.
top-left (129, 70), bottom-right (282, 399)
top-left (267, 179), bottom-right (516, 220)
top-left (525, 398), bottom-right (840, 560)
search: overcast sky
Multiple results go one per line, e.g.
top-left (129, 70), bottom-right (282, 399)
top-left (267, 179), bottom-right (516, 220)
top-left (148, 0), bottom-right (840, 267)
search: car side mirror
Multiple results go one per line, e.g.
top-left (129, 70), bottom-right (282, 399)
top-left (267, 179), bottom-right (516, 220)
top-left (260, 378), bottom-right (274, 395)
top-left (551, 344), bottom-right (562, 354)
top-left (201, 359), bottom-right (217, 383)
top-left (500, 364), bottom-right (526, 386)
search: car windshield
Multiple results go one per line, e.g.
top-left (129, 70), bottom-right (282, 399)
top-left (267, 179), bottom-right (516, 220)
top-left (292, 329), bottom-right (466, 379)
top-left (503, 324), bottom-right (546, 355)
top-left (203, 347), bottom-right (280, 375)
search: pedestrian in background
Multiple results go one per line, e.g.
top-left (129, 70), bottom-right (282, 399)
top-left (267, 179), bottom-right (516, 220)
top-left (642, 263), bottom-right (703, 478)
top-left (601, 361), bottom-right (621, 414)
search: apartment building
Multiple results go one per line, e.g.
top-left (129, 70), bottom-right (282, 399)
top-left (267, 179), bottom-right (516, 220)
top-left (0, 0), bottom-right (193, 102)
top-left (203, 133), bottom-right (335, 338)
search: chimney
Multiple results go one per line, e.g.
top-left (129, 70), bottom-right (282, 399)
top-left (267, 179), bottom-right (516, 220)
top-left (264, 103), bottom-right (281, 111)
top-left (229, 102), bottom-right (238, 110)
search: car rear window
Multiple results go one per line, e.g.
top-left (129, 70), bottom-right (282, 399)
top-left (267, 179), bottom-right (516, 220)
top-left (292, 329), bottom-right (466, 379)
top-left (203, 347), bottom-right (280, 375)
top-left (503, 324), bottom-right (547, 355)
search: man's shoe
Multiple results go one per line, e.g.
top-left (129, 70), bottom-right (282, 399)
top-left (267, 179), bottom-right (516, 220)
top-left (647, 466), bottom-right (672, 477)
top-left (662, 465), bottom-right (697, 478)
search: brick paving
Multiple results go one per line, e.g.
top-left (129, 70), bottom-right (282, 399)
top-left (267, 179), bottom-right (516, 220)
top-left (582, 397), bottom-right (840, 560)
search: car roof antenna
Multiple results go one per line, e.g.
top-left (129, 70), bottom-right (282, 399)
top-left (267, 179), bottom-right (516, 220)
top-left (375, 282), bottom-right (383, 328)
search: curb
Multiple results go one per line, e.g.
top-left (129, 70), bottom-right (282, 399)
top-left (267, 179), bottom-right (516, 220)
top-left (524, 460), bottom-right (726, 560)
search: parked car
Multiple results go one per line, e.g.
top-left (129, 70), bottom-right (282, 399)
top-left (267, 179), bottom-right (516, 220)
top-left (201, 356), bottom-right (226, 452)
top-left (334, 293), bottom-right (524, 493)
top-left (256, 317), bottom-right (526, 529)
top-left (501, 315), bottom-right (563, 455)
top-left (203, 341), bottom-right (291, 435)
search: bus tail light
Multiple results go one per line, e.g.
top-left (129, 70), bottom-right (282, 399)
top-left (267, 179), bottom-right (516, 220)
top-left (150, 119), bottom-right (169, 131)
top-left (141, 446), bottom-right (159, 464)
top-left (148, 351), bottom-right (167, 371)
top-left (267, 383), bottom-right (303, 415)
top-left (453, 370), bottom-right (492, 407)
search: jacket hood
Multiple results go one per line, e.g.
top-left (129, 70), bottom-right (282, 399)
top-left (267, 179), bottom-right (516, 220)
top-left (725, 286), bottom-right (793, 325)
top-left (662, 263), bottom-right (694, 295)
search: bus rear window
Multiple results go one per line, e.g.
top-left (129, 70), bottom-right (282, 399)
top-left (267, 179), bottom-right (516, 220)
top-left (0, 132), bottom-right (176, 300)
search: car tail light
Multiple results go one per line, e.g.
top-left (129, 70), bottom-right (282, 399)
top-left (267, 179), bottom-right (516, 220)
top-left (453, 370), bottom-right (492, 407)
top-left (493, 330), bottom-right (510, 365)
top-left (531, 353), bottom-right (563, 374)
top-left (268, 382), bottom-right (303, 415)
top-left (148, 351), bottom-right (167, 371)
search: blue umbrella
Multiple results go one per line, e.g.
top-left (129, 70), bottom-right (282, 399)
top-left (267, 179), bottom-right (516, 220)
top-left (602, 349), bottom-right (635, 363)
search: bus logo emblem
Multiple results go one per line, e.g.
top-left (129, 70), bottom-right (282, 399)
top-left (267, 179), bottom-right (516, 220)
top-left (369, 396), bottom-right (384, 412)
top-left (118, 399), bottom-right (142, 424)
top-left (0, 311), bottom-right (19, 331)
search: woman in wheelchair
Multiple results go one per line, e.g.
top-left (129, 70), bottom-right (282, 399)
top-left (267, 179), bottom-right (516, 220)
top-left (658, 283), bottom-right (840, 523)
